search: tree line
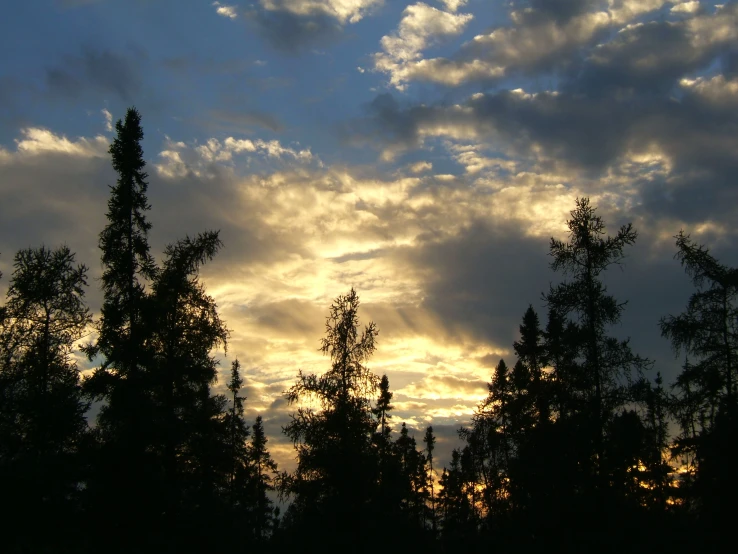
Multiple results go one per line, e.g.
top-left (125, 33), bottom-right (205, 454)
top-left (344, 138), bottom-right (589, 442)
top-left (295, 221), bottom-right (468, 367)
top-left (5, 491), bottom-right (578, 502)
top-left (0, 109), bottom-right (734, 553)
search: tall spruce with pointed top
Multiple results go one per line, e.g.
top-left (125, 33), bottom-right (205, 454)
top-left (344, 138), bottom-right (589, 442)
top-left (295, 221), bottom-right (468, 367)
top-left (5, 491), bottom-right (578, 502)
top-left (250, 415), bottom-right (278, 542)
top-left (82, 108), bottom-right (161, 550)
top-left (0, 246), bottom-right (91, 552)
top-left (84, 107), bottom-right (157, 434)
top-left (424, 425), bottom-right (437, 533)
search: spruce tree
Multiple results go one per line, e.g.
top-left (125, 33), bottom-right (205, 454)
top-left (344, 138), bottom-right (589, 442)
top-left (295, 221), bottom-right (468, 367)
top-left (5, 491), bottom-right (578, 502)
top-left (281, 288), bottom-right (379, 551)
top-left (423, 426), bottom-right (437, 533)
top-left (0, 246), bottom-right (91, 552)
top-left (544, 198), bottom-right (647, 478)
top-left (249, 415), bottom-right (278, 542)
top-left (660, 232), bottom-right (738, 546)
top-left (82, 107), bottom-right (160, 550)
top-left (146, 230), bottom-right (229, 545)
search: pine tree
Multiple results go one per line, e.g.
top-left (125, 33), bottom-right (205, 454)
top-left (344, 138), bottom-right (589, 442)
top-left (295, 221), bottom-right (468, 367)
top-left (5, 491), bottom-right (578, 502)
top-left (0, 246), bottom-right (91, 552)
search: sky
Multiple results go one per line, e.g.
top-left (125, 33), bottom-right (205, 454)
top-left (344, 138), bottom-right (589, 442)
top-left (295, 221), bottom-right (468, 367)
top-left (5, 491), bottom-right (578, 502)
top-left (1, 0), bottom-right (738, 470)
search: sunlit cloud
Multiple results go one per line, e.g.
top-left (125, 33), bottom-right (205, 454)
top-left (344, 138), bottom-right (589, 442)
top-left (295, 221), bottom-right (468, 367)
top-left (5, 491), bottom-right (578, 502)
top-left (213, 1), bottom-right (238, 19)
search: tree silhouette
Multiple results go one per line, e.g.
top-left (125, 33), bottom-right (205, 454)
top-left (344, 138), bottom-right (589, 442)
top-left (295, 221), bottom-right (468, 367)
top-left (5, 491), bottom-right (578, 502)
top-left (0, 246), bottom-right (91, 552)
top-left (249, 415), bottom-right (278, 543)
top-left (281, 288), bottom-right (379, 551)
top-left (661, 231), bottom-right (738, 548)
top-left (81, 108), bottom-right (162, 551)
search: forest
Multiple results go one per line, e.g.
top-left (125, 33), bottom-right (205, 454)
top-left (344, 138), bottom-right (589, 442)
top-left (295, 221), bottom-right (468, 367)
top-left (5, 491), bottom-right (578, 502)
top-left (0, 108), bottom-right (735, 554)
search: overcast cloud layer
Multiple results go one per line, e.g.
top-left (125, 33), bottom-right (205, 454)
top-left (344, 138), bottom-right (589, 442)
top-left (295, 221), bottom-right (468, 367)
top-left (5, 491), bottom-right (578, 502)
top-left (2, 0), bottom-right (737, 470)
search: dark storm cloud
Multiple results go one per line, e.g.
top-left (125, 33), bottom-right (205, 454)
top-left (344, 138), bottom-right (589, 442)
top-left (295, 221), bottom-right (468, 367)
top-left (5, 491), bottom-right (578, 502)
top-left (46, 46), bottom-right (146, 102)
top-left (245, 8), bottom-right (343, 54)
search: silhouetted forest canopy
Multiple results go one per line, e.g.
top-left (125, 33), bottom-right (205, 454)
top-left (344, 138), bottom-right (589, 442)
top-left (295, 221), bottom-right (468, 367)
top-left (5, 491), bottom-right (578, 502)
top-left (0, 109), bottom-right (735, 553)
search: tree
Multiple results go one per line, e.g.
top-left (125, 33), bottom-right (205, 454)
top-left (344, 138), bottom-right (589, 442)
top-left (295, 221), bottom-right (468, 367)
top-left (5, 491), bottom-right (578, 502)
top-left (660, 232), bottom-right (738, 546)
top-left (81, 108), bottom-right (160, 550)
top-left (423, 426), bottom-right (437, 533)
top-left (513, 305), bottom-right (549, 427)
top-left (0, 246), bottom-right (91, 552)
top-left (281, 288), bottom-right (379, 550)
top-left (249, 415), bottom-right (278, 542)
top-left (661, 231), bottom-right (737, 434)
top-left (224, 360), bottom-right (250, 506)
top-left (543, 197), bottom-right (647, 476)
top-left (145, 231), bottom-right (230, 549)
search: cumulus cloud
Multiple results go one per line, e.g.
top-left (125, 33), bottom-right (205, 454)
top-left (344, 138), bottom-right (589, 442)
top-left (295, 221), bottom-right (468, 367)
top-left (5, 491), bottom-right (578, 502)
top-left (11, 127), bottom-right (109, 158)
top-left (213, 1), bottom-right (238, 19)
top-left (101, 108), bottom-right (113, 132)
top-left (374, 0), bottom-right (675, 89)
top-left (260, 0), bottom-right (383, 24)
top-left (154, 135), bottom-right (316, 178)
top-left (248, 0), bottom-right (383, 51)
top-left (373, 2), bottom-right (474, 89)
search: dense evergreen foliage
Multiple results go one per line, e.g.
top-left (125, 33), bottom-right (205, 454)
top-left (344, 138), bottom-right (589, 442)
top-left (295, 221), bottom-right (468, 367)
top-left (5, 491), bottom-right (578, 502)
top-left (0, 109), bottom-right (734, 553)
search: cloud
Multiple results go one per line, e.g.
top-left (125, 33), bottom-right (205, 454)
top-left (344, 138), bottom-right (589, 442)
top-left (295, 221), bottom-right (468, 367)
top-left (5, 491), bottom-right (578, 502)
top-left (213, 2), bottom-right (238, 19)
top-left (206, 109), bottom-right (285, 133)
top-left (438, 0), bottom-right (467, 12)
top-left (11, 127), bottom-right (109, 158)
top-left (374, 0), bottom-right (674, 89)
top-left (259, 0), bottom-right (383, 24)
top-left (247, 0), bottom-right (382, 52)
top-left (45, 46), bottom-right (145, 102)
top-left (101, 109), bottom-right (113, 132)
top-left (154, 135), bottom-right (315, 178)
top-left (671, 1), bottom-right (701, 14)
top-left (400, 374), bottom-right (487, 401)
top-left (373, 2), bottom-right (474, 89)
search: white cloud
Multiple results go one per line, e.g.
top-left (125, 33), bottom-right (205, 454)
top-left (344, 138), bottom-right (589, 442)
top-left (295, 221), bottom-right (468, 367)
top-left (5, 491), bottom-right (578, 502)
top-left (155, 136), bottom-right (316, 178)
top-left (408, 161), bottom-right (433, 173)
top-left (213, 1), bottom-right (238, 19)
top-left (260, 0), bottom-right (383, 24)
top-left (375, 0), bottom-right (674, 88)
top-left (102, 108), bottom-right (113, 132)
top-left (373, 2), bottom-right (474, 89)
top-left (671, 1), bottom-right (700, 14)
top-left (10, 128), bottom-right (109, 158)
top-left (607, 0), bottom-right (669, 25)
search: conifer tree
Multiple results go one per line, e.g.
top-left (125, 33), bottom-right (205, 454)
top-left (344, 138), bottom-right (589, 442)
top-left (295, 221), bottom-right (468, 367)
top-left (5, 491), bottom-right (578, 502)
top-left (82, 108), bottom-right (160, 549)
top-left (423, 426), bottom-right (437, 533)
top-left (544, 197), bottom-right (647, 478)
top-left (249, 415), bottom-right (278, 542)
top-left (224, 360), bottom-right (250, 505)
top-left (660, 232), bottom-right (738, 545)
top-left (145, 231), bottom-right (229, 547)
top-left (0, 246), bottom-right (91, 552)
top-left (281, 288), bottom-right (379, 550)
